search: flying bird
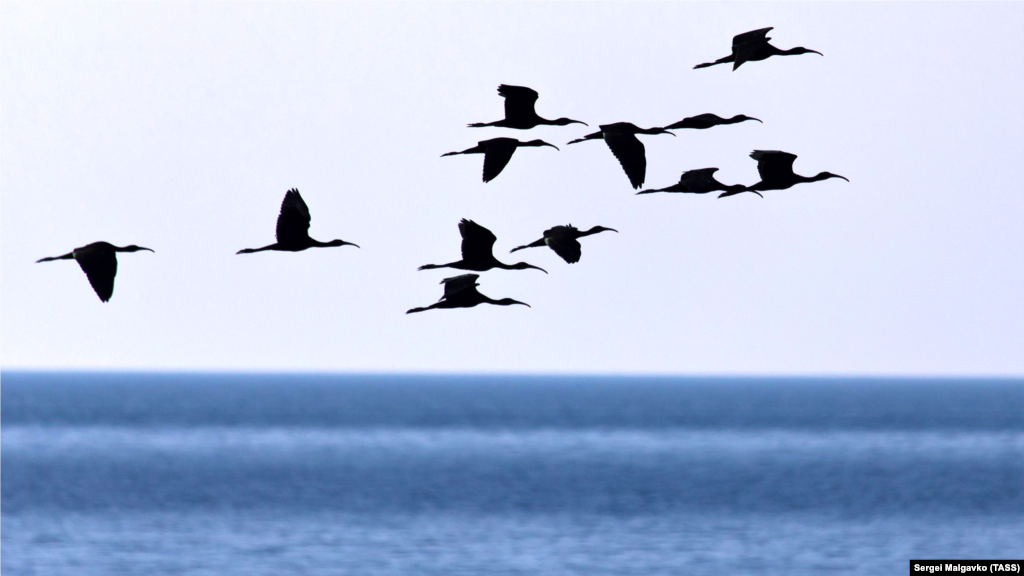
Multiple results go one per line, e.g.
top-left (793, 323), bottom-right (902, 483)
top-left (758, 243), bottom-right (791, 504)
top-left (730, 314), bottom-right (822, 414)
top-left (237, 189), bottom-right (359, 254)
top-left (694, 27), bottom-right (822, 71)
top-left (663, 113), bottom-right (761, 130)
top-left (442, 137), bottom-right (558, 183)
top-left (419, 219), bottom-right (546, 273)
top-left (468, 84), bottom-right (587, 130)
top-left (719, 150), bottom-right (848, 198)
top-left (36, 241), bottom-right (153, 302)
top-left (566, 123), bottom-right (674, 189)
top-left (638, 168), bottom-right (752, 196)
top-left (407, 274), bottom-right (530, 314)
top-left (510, 224), bottom-right (617, 264)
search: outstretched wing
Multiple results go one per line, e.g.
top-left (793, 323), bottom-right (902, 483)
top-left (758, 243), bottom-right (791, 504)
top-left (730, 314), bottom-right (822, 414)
top-left (678, 168), bottom-right (722, 191)
top-left (440, 273), bottom-right (480, 301)
top-left (498, 85), bottom-right (539, 122)
top-left (482, 139), bottom-right (518, 183)
top-left (732, 27), bottom-right (773, 69)
top-left (459, 219), bottom-right (498, 263)
top-left (276, 188), bottom-right (311, 244)
top-left (751, 150), bottom-right (797, 183)
top-left (76, 247), bottom-right (117, 302)
top-left (543, 226), bottom-right (582, 264)
top-left (604, 132), bottom-right (646, 189)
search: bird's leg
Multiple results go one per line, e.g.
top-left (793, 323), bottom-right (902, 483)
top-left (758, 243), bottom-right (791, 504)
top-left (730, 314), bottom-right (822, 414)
top-left (510, 238), bottom-right (546, 253)
top-left (566, 131), bottom-right (603, 145)
top-left (36, 251), bottom-right (76, 263)
top-left (236, 244), bottom-right (280, 254)
top-left (693, 54), bottom-right (734, 69)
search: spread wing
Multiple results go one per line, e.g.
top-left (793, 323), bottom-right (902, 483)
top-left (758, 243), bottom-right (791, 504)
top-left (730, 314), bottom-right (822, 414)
top-left (458, 219), bottom-right (497, 263)
top-left (76, 247), bottom-right (117, 302)
top-left (751, 150), bottom-right (797, 183)
top-left (440, 273), bottom-right (480, 301)
top-left (732, 27), bottom-right (773, 69)
top-left (482, 139), bottom-right (518, 183)
top-left (276, 188), bottom-right (311, 244)
top-left (544, 226), bottom-right (582, 264)
top-left (498, 85), bottom-right (539, 122)
top-left (604, 132), bottom-right (646, 189)
top-left (678, 168), bottom-right (721, 191)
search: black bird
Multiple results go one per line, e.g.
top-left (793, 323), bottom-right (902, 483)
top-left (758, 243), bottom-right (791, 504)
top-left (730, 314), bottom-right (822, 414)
top-left (638, 168), bottom-right (753, 196)
top-left (720, 150), bottom-right (849, 198)
top-left (510, 224), bottom-right (617, 264)
top-left (469, 84), bottom-right (587, 130)
top-left (442, 137), bottom-right (558, 183)
top-left (237, 189), bottom-right (359, 254)
top-left (694, 27), bottom-right (822, 71)
top-left (36, 241), bottom-right (153, 302)
top-left (566, 123), bottom-right (674, 189)
top-left (663, 113), bottom-right (762, 130)
top-left (420, 219), bottom-right (547, 273)
top-left (407, 274), bottom-right (530, 314)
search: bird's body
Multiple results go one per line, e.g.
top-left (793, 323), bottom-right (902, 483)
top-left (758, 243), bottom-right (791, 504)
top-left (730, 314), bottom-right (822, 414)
top-left (663, 113), bottom-right (761, 131)
top-left (36, 241), bottom-right (153, 302)
top-left (419, 219), bottom-right (546, 273)
top-left (236, 189), bottom-right (359, 254)
top-left (638, 168), bottom-right (750, 196)
top-left (566, 122), bottom-right (674, 189)
top-left (720, 150), bottom-right (849, 197)
top-left (510, 224), bottom-right (617, 264)
top-left (442, 137), bottom-right (558, 183)
top-left (694, 27), bottom-right (822, 71)
top-left (407, 274), bottom-right (530, 314)
top-left (468, 84), bottom-right (587, 130)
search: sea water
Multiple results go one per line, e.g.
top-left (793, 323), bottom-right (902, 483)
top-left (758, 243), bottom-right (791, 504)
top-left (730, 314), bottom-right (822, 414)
top-left (3, 372), bottom-right (1022, 575)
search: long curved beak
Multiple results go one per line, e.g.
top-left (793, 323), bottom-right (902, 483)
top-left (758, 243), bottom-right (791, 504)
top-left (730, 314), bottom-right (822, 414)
top-left (140, 247), bottom-right (155, 252)
top-left (607, 228), bottom-right (619, 233)
top-left (810, 50), bottom-right (824, 56)
top-left (835, 174), bottom-right (850, 182)
top-left (514, 301), bottom-right (531, 308)
top-left (570, 120), bottom-right (588, 127)
top-left (345, 241), bottom-right (360, 248)
top-left (750, 117), bottom-right (763, 123)
top-left (543, 142), bottom-right (560, 151)
top-left (529, 264), bottom-right (548, 274)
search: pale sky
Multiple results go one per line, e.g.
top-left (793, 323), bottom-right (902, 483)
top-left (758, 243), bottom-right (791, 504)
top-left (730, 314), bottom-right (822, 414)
top-left (2, 2), bottom-right (1022, 376)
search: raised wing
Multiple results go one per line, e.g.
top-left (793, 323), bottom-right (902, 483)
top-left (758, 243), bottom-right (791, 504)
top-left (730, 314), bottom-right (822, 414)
top-left (76, 246), bottom-right (118, 302)
top-left (482, 138), bottom-right (518, 182)
top-left (732, 27), bottom-right (773, 69)
top-left (604, 132), bottom-right (646, 189)
top-left (751, 150), bottom-right (797, 183)
top-left (459, 219), bottom-right (498, 263)
top-left (440, 273), bottom-right (480, 301)
top-left (276, 188), bottom-right (311, 244)
top-left (498, 85), bottom-right (539, 122)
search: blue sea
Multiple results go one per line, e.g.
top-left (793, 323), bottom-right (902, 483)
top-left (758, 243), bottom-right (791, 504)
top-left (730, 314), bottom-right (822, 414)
top-left (3, 373), bottom-right (1022, 575)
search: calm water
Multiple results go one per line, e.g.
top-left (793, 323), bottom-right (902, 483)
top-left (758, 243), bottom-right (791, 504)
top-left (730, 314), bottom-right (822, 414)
top-left (3, 372), bottom-right (1023, 575)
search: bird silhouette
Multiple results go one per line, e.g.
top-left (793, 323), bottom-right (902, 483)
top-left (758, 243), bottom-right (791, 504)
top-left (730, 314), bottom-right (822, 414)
top-left (719, 150), bottom-right (849, 198)
top-left (510, 224), bottom-right (617, 264)
top-left (442, 137), bottom-right (558, 183)
top-left (566, 123), bottom-right (674, 189)
top-left (468, 85), bottom-right (587, 130)
top-left (638, 168), bottom-right (753, 196)
top-left (663, 113), bottom-right (762, 130)
top-left (420, 219), bottom-right (547, 273)
top-left (694, 27), bottom-right (822, 71)
top-left (36, 241), bottom-right (153, 302)
top-left (237, 189), bottom-right (359, 254)
top-left (407, 274), bottom-right (530, 314)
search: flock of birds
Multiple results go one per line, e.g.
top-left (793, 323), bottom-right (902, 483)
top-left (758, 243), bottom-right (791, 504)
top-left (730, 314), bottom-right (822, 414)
top-left (37, 27), bottom-right (848, 311)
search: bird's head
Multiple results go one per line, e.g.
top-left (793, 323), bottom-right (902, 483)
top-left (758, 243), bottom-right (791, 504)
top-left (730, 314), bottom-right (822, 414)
top-left (495, 298), bottom-right (530, 308)
top-left (552, 118), bottom-right (588, 127)
top-left (792, 47), bottom-right (823, 57)
top-left (325, 239), bottom-right (360, 248)
top-left (511, 262), bottom-right (548, 274)
top-left (524, 139), bottom-right (559, 151)
top-left (816, 172), bottom-right (849, 183)
top-left (121, 245), bottom-right (155, 253)
top-left (733, 115), bottom-right (762, 123)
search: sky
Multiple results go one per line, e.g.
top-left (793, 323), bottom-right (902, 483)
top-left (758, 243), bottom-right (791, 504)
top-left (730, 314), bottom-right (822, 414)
top-left (2, 2), bottom-right (1022, 376)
